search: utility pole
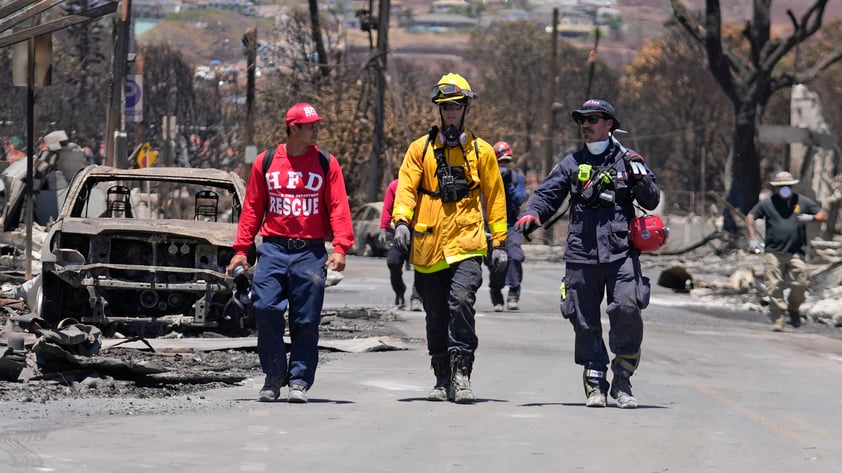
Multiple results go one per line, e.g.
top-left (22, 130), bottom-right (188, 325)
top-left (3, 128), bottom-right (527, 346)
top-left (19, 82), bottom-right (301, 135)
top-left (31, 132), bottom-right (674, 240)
top-left (105, 0), bottom-right (131, 168)
top-left (541, 9), bottom-right (560, 246)
top-left (585, 27), bottom-right (600, 99)
top-left (367, 0), bottom-right (390, 203)
top-left (543, 8), bottom-right (558, 178)
top-left (242, 27), bottom-right (257, 180)
top-left (24, 37), bottom-right (35, 280)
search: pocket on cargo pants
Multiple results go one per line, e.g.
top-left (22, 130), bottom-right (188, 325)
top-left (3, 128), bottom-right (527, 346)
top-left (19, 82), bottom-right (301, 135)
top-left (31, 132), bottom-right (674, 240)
top-left (559, 276), bottom-right (579, 320)
top-left (636, 276), bottom-right (651, 309)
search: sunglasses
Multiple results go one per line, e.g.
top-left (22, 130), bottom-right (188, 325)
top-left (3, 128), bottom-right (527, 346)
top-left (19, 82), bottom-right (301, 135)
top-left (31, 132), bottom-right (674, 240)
top-left (575, 115), bottom-right (604, 125)
top-left (439, 101), bottom-right (466, 111)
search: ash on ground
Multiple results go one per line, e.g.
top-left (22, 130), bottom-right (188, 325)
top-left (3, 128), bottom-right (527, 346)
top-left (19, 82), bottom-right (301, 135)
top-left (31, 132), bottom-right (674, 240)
top-left (0, 282), bottom-right (411, 404)
top-left (4, 244), bottom-right (842, 405)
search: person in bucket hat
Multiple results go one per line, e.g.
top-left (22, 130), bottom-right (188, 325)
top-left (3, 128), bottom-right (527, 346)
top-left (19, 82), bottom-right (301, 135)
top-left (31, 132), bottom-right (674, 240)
top-left (746, 170), bottom-right (828, 332)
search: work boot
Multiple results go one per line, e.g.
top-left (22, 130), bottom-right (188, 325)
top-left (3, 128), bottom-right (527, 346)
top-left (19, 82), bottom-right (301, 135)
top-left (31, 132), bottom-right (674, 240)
top-left (490, 288), bottom-right (504, 311)
top-left (288, 383), bottom-right (308, 404)
top-left (772, 316), bottom-right (785, 332)
top-left (788, 310), bottom-right (802, 328)
top-left (395, 294), bottom-right (406, 309)
top-left (610, 374), bottom-right (638, 409)
top-left (427, 354), bottom-right (450, 402)
top-left (583, 368), bottom-right (608, 408)
top-left (507, 287), bottom-right (521, 310)
top-left (450, 352), bottom-right (475, 404)
top-left (258, 374), bottom-right (284, 402)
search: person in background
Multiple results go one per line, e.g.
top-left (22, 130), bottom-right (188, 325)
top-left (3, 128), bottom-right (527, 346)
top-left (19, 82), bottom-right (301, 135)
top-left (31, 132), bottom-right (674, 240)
top-left (228, 102), bottom-right (354, 404)
top-left (746, 171), bottom-right (827, 332)
top-left (5, 137), bottom-right (26, 163)
top-left (515, 98), bottom-right (660, 409)
top-left (392, 73), bottom-right (508, 404)
top-left (488, 141), bottom-right (527, 311)
top-left (379, 177), bottom-right (422, 310)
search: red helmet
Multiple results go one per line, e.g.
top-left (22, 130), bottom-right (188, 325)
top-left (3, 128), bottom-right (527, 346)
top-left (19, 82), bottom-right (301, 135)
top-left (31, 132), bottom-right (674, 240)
top-left (630, 215), bottom-right (669, 252)
top-left (493, 141), bottom-right (513, 161)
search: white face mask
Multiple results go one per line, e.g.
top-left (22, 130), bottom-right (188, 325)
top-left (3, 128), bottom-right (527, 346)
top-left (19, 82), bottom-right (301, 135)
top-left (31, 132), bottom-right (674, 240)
top-left (778, 186), bottom-right (792, 198)
top-left (586, 140), bottom-right (610, 155)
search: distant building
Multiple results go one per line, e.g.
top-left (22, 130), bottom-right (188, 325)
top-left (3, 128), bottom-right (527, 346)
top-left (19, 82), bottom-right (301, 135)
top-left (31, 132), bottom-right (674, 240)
top-left (407, 13), bottom-right (478, 33)
top-left (556, 11), bottom-right (598, 38)
top-left (431, 0), bottom-right (469, 14)
top-left (481, 8), bottom-right (533, 25)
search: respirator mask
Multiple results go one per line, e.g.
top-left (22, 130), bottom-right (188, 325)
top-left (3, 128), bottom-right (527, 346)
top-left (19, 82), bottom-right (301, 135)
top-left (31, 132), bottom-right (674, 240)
top-left (441, 125), bottom-right (467, 147)
top-left (586, 140), bottom-right (610, 155)
top-left (778, 186), bottom-right (792, 198)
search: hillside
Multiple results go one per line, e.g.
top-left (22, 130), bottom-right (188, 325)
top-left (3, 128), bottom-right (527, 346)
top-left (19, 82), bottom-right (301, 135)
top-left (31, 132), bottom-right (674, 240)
top-left (137, 10), bottom-right (270, 66)
top-left (137, 1), bottom-right (842, 69)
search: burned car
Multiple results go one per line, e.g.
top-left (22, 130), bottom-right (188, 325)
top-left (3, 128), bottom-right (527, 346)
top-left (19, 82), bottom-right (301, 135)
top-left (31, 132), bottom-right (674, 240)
top-left (348, 201), bottom-right (387, 257)
top-left (37, 165), bottom-right (252, 335)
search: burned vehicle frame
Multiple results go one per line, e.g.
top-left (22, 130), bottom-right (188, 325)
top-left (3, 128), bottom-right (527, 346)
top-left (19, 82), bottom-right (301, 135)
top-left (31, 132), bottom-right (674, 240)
top-left (38, 165), bottom-right (253, 335)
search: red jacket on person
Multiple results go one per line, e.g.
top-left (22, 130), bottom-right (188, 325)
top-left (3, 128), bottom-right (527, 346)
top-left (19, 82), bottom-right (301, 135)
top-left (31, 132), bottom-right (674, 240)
top-left (380, 179), bottom-right (398, 231)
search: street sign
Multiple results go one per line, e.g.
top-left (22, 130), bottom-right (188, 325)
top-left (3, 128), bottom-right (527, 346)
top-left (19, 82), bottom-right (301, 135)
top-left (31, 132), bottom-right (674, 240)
top-left (137, 142), bottom-right (157, 168)
top-left (11, 34), bottom-right (52, 87)
top-left (126, 75), bottom-right (143, 122)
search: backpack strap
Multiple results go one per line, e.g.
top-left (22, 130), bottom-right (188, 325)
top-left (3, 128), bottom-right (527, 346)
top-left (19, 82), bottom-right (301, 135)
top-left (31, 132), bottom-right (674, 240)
top-left (318, 149), bottom-right (330, 176)
top-left (261, 146), bottom-right (276, 175)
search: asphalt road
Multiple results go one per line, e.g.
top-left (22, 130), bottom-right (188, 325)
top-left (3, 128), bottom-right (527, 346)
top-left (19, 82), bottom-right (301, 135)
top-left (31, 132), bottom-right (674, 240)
top-left (2, 255), bottom-right (841, 472)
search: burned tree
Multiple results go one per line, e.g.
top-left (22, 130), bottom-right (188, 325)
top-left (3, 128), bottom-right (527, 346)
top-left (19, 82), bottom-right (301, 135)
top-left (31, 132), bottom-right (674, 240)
top-left (671, 0), bottom-right (842, 234)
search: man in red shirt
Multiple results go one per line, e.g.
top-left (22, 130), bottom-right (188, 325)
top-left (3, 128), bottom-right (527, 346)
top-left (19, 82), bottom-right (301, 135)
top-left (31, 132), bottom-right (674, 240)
top-left (228, 103), bottom-right (354, 403)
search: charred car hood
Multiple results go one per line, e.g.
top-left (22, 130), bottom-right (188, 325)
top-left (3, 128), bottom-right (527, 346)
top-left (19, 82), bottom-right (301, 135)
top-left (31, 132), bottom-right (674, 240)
top-left (53, 218), bottom-right (237, 246)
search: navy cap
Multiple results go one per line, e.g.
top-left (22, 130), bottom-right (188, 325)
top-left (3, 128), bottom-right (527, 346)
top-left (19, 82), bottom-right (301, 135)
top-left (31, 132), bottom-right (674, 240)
top-left (572, 98), bottom-right (620, 131)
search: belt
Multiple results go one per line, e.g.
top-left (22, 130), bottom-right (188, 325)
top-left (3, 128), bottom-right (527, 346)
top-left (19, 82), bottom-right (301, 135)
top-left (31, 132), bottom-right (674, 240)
top-left (264, 236), bottom-right (325, 250)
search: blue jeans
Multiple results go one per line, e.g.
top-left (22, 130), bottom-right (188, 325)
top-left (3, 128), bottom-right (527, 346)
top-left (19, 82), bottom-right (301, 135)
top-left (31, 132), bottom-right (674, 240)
top-left (252, 240), bottom-right (327, 388)
top-left (415, 257), bottom-right (483, 356)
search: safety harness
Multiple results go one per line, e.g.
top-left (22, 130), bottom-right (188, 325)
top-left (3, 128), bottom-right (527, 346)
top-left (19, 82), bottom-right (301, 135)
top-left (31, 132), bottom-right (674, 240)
top-left (416, 125), bottom-right (480, 202)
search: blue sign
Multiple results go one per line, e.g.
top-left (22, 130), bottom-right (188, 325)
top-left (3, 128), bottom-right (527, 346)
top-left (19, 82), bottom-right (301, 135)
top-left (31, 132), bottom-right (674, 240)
top-left (126, 75), bottom-right (143, 122)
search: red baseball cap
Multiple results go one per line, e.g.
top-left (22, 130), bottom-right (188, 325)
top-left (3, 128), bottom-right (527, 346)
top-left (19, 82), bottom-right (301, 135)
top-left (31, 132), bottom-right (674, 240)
top-left (285, 102), bottom-right (329, 127)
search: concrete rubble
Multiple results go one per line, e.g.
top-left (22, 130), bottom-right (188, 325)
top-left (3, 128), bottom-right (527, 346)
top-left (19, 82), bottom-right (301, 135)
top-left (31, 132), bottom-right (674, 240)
top-left (523, 236), bottom-right (842, 329)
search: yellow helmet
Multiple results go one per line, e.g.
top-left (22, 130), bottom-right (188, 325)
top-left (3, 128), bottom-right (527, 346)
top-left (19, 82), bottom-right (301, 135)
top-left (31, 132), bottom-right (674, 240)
top-left (431, 73), bottom-right (477, 103)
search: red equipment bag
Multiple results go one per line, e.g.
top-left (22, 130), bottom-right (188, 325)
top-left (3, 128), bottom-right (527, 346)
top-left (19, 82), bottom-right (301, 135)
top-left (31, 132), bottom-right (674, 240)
top-left (630, 214), bottom-right (669, 252)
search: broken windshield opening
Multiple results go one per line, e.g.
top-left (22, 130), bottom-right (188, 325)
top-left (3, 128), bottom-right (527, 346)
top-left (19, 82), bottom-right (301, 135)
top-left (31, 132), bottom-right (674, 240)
top-left (73, 178), bottom-right (241, 222)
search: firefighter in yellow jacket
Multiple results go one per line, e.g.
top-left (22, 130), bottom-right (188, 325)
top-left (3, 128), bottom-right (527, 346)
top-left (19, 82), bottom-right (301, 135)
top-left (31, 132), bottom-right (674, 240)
top-left (393, 73), bottom-right (508, 404)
